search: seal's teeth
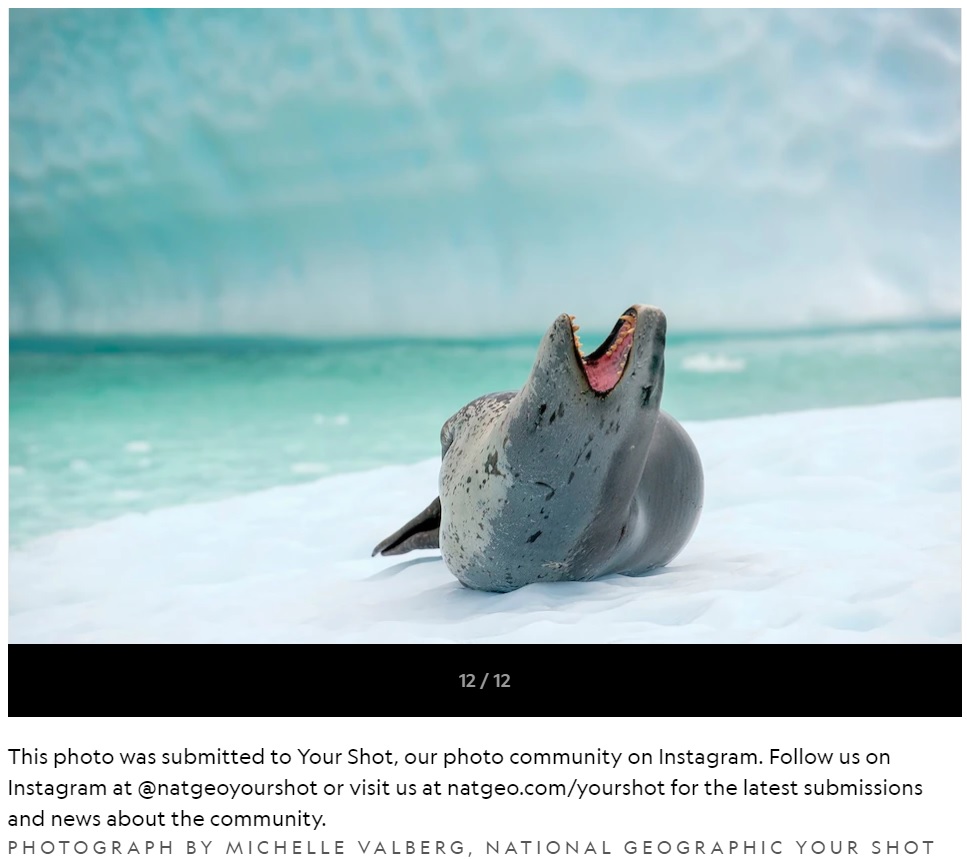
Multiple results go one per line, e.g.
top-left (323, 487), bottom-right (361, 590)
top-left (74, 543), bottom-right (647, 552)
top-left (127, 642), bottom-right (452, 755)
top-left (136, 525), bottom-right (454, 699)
top-left (619, 314), bottom-right (635, 323)
top-left (571, 324), bottom-right (580, 332)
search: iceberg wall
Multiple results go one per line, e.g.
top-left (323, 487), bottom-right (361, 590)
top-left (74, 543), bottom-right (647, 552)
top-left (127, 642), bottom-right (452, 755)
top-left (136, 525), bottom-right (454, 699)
top-left (9, 9), bottom-right (961, 336)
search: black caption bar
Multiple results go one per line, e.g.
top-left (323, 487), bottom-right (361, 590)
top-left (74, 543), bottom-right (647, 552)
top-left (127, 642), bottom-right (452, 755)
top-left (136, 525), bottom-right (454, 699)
top-left (7, 644), bottom-right (962, 717)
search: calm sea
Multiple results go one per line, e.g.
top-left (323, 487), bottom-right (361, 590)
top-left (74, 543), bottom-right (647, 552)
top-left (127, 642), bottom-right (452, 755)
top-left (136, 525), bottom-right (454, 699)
top-left (9, 322), bottom-right (959, 546)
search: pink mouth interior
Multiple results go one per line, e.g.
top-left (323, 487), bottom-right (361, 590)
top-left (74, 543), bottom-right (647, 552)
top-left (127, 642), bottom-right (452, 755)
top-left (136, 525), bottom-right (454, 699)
top-left (572, 314), bottom-right (636, 394)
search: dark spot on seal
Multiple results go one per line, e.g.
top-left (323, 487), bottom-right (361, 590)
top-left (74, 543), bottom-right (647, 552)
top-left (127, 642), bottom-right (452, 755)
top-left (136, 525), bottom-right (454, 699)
top-left (549, 412), bottom-right (556, 424)
top-left (557, 403), bottom-right (565, 417)
top-left (484, 451), bottom-right (503, 476)
top-left (527, 530), bottom-right (543, 543)
top-left (568, 471), bottom-right (575, 484)
top-left (585, 450), bottom-right (592, 462)
top-left (620, 524), bottom-right (627, 540)
top-left (650, 353), bottom-right (662, 374)
top-left (535, 481), bottom-right (555, 500)
top-left (641, 385), bottom-right (654, 407)
top-left (539, 403), bottom-right (547, 415)
top-left (467, 477), bottom-right (472, 483)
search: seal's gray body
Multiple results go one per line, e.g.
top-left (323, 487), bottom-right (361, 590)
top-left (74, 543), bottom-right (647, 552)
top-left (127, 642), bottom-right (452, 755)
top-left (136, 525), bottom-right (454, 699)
top-left (373, 305), bottom-right (704, 593)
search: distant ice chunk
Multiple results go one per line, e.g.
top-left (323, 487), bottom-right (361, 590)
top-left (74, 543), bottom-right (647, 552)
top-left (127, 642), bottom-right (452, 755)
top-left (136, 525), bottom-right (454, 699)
top-left (682, 352), bottom-right (747, 373)
top-left (290, 462), bottom-right (331, 475)
top-left (112, 489), bottom-right (144, 503)
top-left (314, 414), bottom-right (350, 427)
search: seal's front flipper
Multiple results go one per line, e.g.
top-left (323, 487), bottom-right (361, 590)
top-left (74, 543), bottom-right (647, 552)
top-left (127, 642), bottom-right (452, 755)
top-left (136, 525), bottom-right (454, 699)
top-left (372, 497), bottom-right (442, 556)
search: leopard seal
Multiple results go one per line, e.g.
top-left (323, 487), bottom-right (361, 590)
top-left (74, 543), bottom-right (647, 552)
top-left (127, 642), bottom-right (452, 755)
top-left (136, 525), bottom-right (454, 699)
top-left (372, 304), bottom-right (703, 593)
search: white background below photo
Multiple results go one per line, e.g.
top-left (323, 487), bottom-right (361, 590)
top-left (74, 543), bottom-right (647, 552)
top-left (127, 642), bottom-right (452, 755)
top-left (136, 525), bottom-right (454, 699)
top-left (3, 718), bottom-right (964, 857)
top-left (7, 398), bottom-right (959, 644)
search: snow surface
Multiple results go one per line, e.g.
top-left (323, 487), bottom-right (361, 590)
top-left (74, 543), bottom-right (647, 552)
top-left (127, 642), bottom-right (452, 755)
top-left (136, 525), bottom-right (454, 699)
top-left (8, 399), bottom-right (961, 643)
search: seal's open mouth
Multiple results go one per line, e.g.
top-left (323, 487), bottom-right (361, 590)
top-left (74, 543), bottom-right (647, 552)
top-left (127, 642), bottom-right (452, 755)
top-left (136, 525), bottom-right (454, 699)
top-left (569, 307), bottom-right (637, 394)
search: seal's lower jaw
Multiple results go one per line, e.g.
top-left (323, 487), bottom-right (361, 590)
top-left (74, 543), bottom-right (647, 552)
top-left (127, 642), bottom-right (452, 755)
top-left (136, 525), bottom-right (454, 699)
top-left (569, 308), bottom-right (637, 394)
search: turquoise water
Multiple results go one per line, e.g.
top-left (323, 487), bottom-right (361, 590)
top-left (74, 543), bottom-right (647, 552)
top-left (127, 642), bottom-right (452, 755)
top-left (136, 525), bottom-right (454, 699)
top-left (9, 323), bottom-right (960, 546)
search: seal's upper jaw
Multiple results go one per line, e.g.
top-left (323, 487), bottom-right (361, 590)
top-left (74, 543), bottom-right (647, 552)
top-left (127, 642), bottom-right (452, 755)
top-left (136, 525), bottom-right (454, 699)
top-left (567, 306), bottom-right (642, 395)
